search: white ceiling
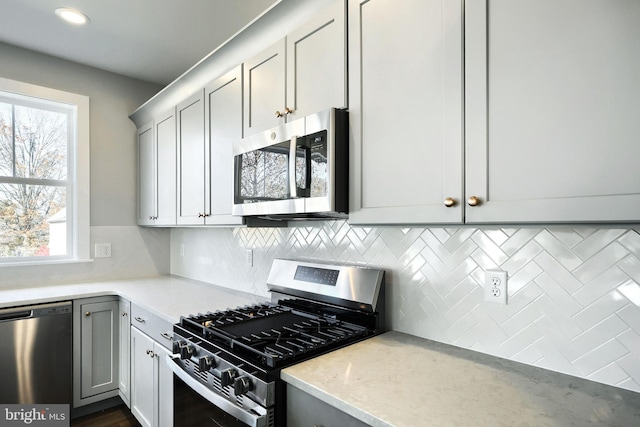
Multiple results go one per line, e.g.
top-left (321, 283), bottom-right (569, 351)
top-left (0, 0), bottom-right (279, 86)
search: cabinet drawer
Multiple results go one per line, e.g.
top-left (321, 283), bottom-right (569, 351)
top-left (130, 304), bottom-right (174, 350)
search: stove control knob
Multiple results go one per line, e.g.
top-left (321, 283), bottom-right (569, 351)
top-left (179, 342), bottom-right (195, 360)
top-left (233, 376), bottom-right (253, 395)
top-left (172, 340), bottom-right (185, 354)
top-left (198, 356), bottom-right (214, 372)
top-left (220, 368), bottom-right (238, 387)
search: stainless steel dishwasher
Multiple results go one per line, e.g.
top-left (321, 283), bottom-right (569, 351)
top-left (0, 301), bottom-right (72, 404)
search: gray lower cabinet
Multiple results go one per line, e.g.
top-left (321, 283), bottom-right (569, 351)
top-left (286, 384), bottom-right (369, 427)
top-left (119, 299), bottom-right (131, 407)
top-left (73, 296), bottom-right (120, 408)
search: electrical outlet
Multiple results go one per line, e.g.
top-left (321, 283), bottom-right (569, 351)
top-left (484, 269), bottom-right (507, 305)
top-left (246, 249), bottom-right (253, 267)
top-left (95, 243), bottom-right (111, 258)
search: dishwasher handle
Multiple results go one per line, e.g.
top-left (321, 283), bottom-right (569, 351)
top-left (0, 301), bottom-right (71, 323)
top-left (0, 310), bottom-right (33, 322)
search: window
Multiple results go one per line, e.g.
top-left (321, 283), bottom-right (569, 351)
top-left (0, 77), bottom-right (89, 264)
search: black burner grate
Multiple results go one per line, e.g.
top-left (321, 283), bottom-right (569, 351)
top-left (180, 303), bottom-right (369, 368)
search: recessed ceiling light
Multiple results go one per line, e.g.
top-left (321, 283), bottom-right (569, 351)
top-left (55, 7), bottom-right (90, 25)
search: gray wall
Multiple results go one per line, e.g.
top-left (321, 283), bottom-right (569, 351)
top-left (0, 41), bottom-right (161, 226)
top-left (0, 42), bottom-right (170, 287)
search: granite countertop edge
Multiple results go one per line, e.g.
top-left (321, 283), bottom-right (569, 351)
top-left (281, 331), bottom-right (640, 427)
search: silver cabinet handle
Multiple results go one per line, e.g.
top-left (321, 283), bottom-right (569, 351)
top-left (135, 316), bottom-right (145, 323)
top-left (161, 332), bottom-right (173, 341)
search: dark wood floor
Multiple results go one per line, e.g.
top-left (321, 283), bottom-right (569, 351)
top-left (71, 405), bottom-right (141, 427)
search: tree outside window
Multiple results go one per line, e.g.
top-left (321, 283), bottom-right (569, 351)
top-left (0, 95), bottom-right (72, 259)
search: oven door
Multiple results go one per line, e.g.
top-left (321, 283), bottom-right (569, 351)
top-left (167, 355), bottom-right (271, 427)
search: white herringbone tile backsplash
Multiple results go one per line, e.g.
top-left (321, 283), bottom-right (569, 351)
top-left (170, 222), bottom-right (640, 393)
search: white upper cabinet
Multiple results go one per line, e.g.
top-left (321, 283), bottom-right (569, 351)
top-left (137, 122), bottom-right (155, 226)
top-left (204, 65), bottom-right (245, 225)
top-left (244, 40), bottom-right (287, 136)
top-left (137, 109), bottom-right (177, 227)
top-left (465, 0), bottom-right (640, 223)
top-left (175, 67), bottom-right (245, 226)
top-left (244, 0), bottom-right (347, 136)
top-left (285, 0), bottom-right (347, 119)
top-left (154, 109), bottom-right (177, 225)
top-left (350, 0), bottom-right (640, 225)
top-left (348, 0), bottom-right (464, 224)
top-left (176, 90), bottom-right (206, 225)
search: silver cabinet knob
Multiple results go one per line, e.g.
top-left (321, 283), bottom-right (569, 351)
top-left (467, 196), bottom-right (480, 207)
top-left (444, 197), bottom-right (456, 207)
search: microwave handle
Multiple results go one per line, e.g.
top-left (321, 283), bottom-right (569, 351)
top-left (289, 135), bottom-right (298, 198)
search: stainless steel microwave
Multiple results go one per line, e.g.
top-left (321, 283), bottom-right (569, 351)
top-left (233, 108), bottom-right (348, 220)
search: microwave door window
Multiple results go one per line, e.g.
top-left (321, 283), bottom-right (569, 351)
top-left (238, 142), bottom-right (290, 203)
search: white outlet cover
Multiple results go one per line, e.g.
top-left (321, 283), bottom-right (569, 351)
top-left (94, 243), bottom-right (111, 258)
top-left (484, 269), bottom-right (508, 305)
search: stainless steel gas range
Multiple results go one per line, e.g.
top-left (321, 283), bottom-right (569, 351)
top-left (166, 258), bottom-right (385, 427)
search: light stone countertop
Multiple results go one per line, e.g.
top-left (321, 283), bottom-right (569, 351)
top-left (4, 279), bottom-right (640, 425)
top-left (281, 331), bottom-right (640, 427)
top-left (0, 275), bottom-right (268, 322)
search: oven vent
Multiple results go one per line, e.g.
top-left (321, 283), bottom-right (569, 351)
top-left (211, 375), bottom-right (232, 399)
top-left (267, 408), bottom-right (275, 427)
top-left (194, 365), bottom-right (208, 383)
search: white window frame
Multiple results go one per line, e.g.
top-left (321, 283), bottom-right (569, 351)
top-left (0, 77), bottom-right (90, 265)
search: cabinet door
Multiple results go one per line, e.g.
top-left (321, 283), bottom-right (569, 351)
top-left (243, 39), bottom-right (286, 136)
top-left (119, 299), bottom-right (131, 407)
top-left (286, 0), bottom-right (347, 120)
top-left (137, 122), bottom-right (156, 225)
top-left (348, 0), bottom-right (464, 224)
top-left (465, 0), bottom-right (640, 223)
top-left (79, 300), bottom-right (119, 399)
top-left (131, 326), bottom-right (154, 427)
top-left (287, 384), bottom-right (369, 427)
top-left (155, 108), bottom-right (177, 225)
top-left (154, 344), bottom-right (173, 427)
top-left (205, 66), bottom-right (245, 226)
top-left (176, 90), bottom-right (206, 224)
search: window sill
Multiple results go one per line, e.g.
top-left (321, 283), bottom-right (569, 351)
top-left (0, 259), bottom-right (94, 268)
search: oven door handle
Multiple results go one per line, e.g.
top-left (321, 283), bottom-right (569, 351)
top-left (166, 354), bottom-right (269, 427)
